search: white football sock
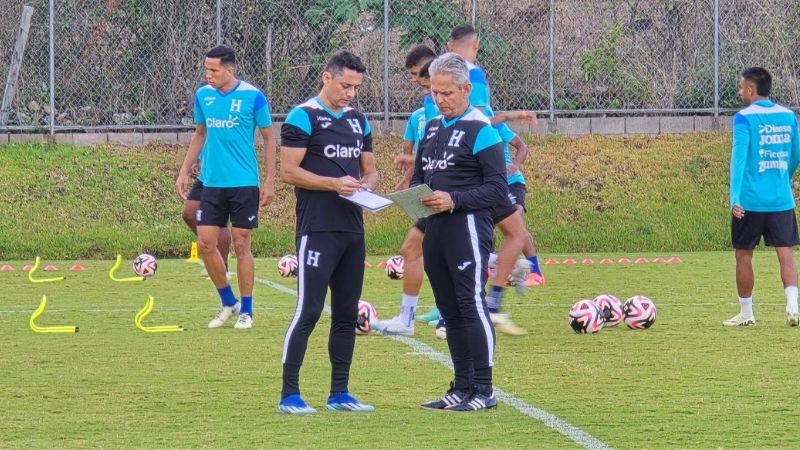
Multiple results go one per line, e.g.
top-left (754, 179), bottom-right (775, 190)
top-left (739, 296), bottom-right (754, 318)
top-left (488, 252), bottom-right (498, 269)
top-left (400, 294), bottom-right (418, 327)
top-left (785, 286), bottom-right (798, 314)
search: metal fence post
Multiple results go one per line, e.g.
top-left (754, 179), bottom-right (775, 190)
top-left (216, 0), bottom-right (222, 45)
top-left (471, 0), bottom-right (477, 26)
top-left (713, 0), bottom-right (720, 117)
top-left (383, 0), bottom-right (390, 126)
top-left (49, 0), bottom-right (55, 134)
top-left (549, 0), bottom-right (555, 122)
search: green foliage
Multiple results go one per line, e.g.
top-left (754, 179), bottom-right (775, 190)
top-left (391, 0), bottom-right (466, 52)
top-left (579, 24), bottom-right (652, 108)
top-left (305, 0), bottom-right (382, 27)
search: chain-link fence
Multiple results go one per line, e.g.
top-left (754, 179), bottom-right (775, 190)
top-left (2, 0), bottom-right (800, 131)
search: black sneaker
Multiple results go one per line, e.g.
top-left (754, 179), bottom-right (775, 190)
top-left (421, 383), bottom-right (469, 410)
top-left (448, 385), bottom-right (498, 412)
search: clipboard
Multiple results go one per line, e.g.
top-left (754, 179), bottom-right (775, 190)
top-left (386, 185), bottom-right (437, 220)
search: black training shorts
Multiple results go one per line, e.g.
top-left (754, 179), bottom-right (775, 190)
top-left (414, 217), bottom-right (428, 233)
top-left (731, 208), bottom-right (800, 249)
top-left (187, 179), bottom-right (204, 202)
top-left (508, 183), bottom-right (527, 212)
top-left (198, 186), bottom-right (260, 229)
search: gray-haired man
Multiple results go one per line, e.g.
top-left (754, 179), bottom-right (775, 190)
top-left (411, 53), bottom-right (508, 412)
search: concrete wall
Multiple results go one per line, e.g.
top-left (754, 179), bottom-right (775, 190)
top-left (0, 116), bottom-right (731, 147)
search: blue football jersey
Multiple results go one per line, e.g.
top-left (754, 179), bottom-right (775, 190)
top-left (403, 107), bottom-right (427, 153)
top-left (495, 123), bottom-right (525, 185)
top-left (731, 100), bottom-right (800, 211)
top-left (467, 61), bottom-right (493, 117)
top-left (193, 80), bottom-right (272, 188)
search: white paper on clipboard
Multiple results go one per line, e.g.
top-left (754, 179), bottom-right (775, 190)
top-left (339, 190), bottom-right (394, 212)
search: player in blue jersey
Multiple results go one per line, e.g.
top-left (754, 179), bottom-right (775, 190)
top-left (414, 53), bottom-right (507, 411)
top-left (724, 67), bottom-right (800, 327)
top-left (448, 24), bottom-right (544, 332)
top-left (375, 46), bottom-right (539, 337)
top-left (175, 45), bottom-right (276, 330)
top-left (278, 51), bottom-right (378, 415)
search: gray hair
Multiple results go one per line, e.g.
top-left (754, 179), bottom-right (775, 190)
top-left (428, 52), bottom-right (469, 87)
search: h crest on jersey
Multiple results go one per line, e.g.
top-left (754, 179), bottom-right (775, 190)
top-left (347, 118), bottom-right (363, 135)
top-left (448, 130), bottom-right (466, 147)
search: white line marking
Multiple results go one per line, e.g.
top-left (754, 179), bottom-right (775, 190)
top-left (255, 276), bottom-right (612, 450)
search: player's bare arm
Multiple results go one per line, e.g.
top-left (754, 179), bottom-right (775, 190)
top-left (507, 135), bottom-right (529, 175)
top-left (259, 126), bottom-right (276, 207)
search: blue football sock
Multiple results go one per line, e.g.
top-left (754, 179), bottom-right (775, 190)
top-left (528, 255), bottom-right (542, 275)
top-left (487, 285), bottom-right (504, 313)
top-left (217, 285), bottom-right (238, 307)
top-left (241, 296), bottom-right (253, 317)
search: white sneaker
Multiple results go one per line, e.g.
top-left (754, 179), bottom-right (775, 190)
top-left (435, 326), bottom-right (447, 340)
top-left (372, 315), bottom-right (415, 336)
top-left (234, 313), bottom-right (253, 329)
top-left (722, 313), bottom-right (756, 327)
top-left (490, 312), bottom-right (527, 336)
top-left (208, 302), bottom-right (241, 328)
top-left (786, 311), bottom-right (799, 327)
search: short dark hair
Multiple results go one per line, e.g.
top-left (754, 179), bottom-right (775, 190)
top-left (741, 67), bottom-right (772, 97)
top-left (404, 44), bottom-right (436, 69)
top-left (419, 60), bottom-right (433, 79)
top-left (324, 51), bottom-right (366, 77)
top-left (449, 24), bottom-right (477, 42)
top-left (206, 45), bottom-right (236, 66)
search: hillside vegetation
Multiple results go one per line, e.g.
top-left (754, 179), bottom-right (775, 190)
top-left (0, 133), bottom-right (735, 259)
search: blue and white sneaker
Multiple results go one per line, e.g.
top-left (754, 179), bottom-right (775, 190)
top-left (326, 392), bottom-right (375, 412)
top-left (278, 394), bottom-right (317, 415)
top-left (417, 307), bottom-right (441, 323)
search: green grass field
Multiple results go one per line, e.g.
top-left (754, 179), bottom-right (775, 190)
top-left (2, 251), bottom-right (798, 449)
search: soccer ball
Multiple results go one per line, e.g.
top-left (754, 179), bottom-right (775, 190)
top-left (622, 296), bottom-right (657, 329)
top-left (133, 254), bottom-right (157, 277)
top-left (568, 299), bottom-right (604, 334)
top-left (355, 300), bottom-right (378, 335)
top-left (593, 294), bottom-right (623, 327)
top-left (385, 255), bottom-right (404, 280)
top-left (277, 254), bottom-right (298, 278)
